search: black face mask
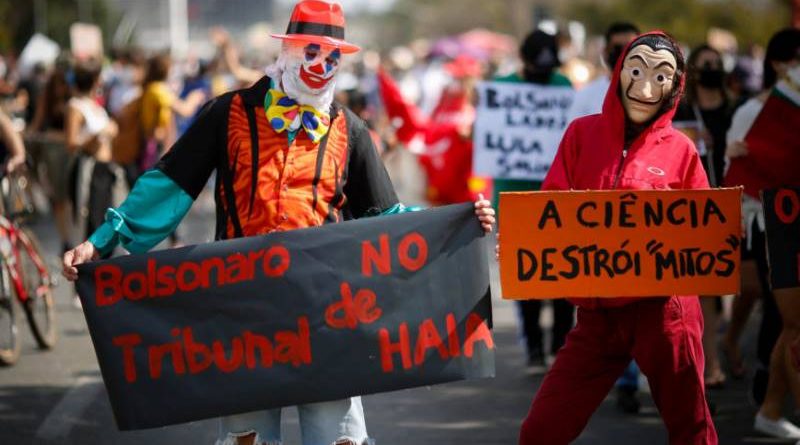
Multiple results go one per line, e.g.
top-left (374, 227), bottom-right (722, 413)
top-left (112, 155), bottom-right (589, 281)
top-left (606, 44), bottom-right (626, 70)
top-left (523, 67), bottom-right (553, 84)
top-left (697, 68), bottom-right (725, 88)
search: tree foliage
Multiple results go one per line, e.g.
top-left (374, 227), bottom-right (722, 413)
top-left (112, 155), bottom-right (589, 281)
top-left (383, 0), bottom-right (792, 50)
top-left (0, 0), bottom-right (117, 54)
top-left (377, 0), bottom-right (535, 45)
top-left (563, 0), bottom-right (791, 48)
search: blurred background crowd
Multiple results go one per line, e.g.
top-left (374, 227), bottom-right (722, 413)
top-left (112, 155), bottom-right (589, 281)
top-left (0, 0), bottom-right (799, 441)
top-left (0, 0), bottom-right (794, 207)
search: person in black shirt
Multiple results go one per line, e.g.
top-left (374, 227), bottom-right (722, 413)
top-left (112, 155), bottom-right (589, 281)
top-left (674, 45), bottom-right (733, 187)
top-left (673, 45), bottom-right (734, 391)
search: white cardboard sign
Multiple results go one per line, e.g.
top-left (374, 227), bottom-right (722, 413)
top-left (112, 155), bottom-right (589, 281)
top-left (473, 81), bottom-right (574, 181)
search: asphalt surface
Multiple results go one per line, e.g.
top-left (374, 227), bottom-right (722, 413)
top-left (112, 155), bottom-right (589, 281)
top-left (0, 188), bottom-right (794, 444)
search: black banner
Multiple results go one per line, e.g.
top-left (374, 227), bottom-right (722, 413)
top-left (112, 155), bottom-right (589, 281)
top-left (763, 187), bottom-right (800, 290)
top-left (76, 203), bottom-right (494, 430)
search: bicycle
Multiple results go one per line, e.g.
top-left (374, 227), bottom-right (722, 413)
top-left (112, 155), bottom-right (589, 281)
top-left (0, 168), bottom-right (56, 365)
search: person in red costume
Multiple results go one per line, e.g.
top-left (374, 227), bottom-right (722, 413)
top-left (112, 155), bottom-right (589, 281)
top-left (517, 32), bottom-right (718, 445)
top-left (417, 55), bottom-right (485, 204)
top-left (377, 56), bottom-right (490, 205)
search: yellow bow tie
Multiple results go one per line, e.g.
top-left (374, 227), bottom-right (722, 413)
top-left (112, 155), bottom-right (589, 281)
top-left (264, 89), bottom-right (331, 143)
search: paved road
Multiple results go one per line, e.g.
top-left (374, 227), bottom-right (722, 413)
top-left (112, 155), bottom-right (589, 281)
top-left (0, 189), bottom-right (791, 444)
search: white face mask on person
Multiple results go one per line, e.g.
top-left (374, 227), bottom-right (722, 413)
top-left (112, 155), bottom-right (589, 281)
top-left (787, 64), bottom-right (800, 87)
top-left (619, 45), bottom-right (678, 124)
top-left (268, 41), bottom-right (341, 111)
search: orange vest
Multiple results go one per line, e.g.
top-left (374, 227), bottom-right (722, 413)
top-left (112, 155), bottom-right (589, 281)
top-left (218, 93), bottom-right (351, 238)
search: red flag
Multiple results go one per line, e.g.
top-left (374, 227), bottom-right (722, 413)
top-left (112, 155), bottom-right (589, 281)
top-left (376, 69), bottom-right (493, 204)
top-left (726, 86), bottom-right (800, 198)
top-left (376, 68), bottom-right (428, 145)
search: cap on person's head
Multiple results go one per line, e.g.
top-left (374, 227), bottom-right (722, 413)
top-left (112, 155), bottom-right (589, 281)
top-left (270, 0), bottom-right (360, 54)
top-left (444, 55), bottom-right (483, 79)
top-left (520, 30), bottom-right (559, 69)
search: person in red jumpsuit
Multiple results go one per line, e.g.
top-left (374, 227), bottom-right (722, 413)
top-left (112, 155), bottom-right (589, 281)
top-left (517, 31), bottom-right (718, 445)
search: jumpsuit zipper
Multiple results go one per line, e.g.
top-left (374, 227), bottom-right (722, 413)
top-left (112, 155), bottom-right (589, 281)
top-left (612, 148), bottom-right (628, 189)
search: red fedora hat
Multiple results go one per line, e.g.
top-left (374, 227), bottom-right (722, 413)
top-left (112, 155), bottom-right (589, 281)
top-left (271, 0), bottom-right (360, 54)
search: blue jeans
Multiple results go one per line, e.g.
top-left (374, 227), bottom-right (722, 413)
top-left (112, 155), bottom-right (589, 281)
top-left (216, 397), bottom-right (368, 445)
top-left (616, 360), bottom-right (639, 389)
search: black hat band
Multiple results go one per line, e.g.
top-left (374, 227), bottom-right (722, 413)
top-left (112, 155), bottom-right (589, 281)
top-left (285, 21), bottom-right (345, 40)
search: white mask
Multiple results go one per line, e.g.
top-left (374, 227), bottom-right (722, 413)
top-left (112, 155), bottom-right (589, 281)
top-left (266, 41), bottom-right (341, 111)
top-left (620, 45), bottom-right (677, 124)
top-left (787, 64), bottom-right (800, 87)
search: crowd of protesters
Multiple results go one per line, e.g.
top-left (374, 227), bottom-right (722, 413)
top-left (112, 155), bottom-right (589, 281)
top-left (0, 17), bottom-right (798, 443)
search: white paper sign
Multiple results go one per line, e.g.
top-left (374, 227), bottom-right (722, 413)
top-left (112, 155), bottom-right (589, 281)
top-left (473, 81), bottom-right (574, 181)
top-left (70, 23), bottom-right (103, 60)
top-left (18, 34), bottom-right (60, 78)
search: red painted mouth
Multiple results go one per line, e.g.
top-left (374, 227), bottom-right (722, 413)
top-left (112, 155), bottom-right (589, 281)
top-left (299, 65), bottom-right (332, 89)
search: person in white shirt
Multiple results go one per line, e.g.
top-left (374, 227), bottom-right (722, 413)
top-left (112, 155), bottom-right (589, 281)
top-left (65, 61), bottom-right (127, 256)
top-left (722, 27), bottom-right (800, 442)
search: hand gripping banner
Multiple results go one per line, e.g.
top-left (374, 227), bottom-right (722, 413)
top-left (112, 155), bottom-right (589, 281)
top-left (76, 203), bottom-right (494, 430)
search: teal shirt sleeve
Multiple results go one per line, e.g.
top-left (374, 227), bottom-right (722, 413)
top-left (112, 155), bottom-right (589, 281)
top-left (88, 169), bottom-right (194, 256)
top-left (378, 203), bottom-right (423, 215)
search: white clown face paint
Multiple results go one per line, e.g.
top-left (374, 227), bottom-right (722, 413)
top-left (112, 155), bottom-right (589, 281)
top-left (270, 41), bottom-right (341, 110)
top-left (297, 43), bottom-right (341, 90)
top-left (620, 45), bottom-right (677, 124)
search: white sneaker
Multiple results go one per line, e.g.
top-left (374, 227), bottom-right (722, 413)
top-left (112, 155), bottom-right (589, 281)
top-left (754, 412), bottom-right (800, 439)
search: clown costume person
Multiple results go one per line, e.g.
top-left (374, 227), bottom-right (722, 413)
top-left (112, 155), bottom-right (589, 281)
top-left (516, 32), bottom-right (718, 445)
top-left (61, 2), bottom-right (496, 445)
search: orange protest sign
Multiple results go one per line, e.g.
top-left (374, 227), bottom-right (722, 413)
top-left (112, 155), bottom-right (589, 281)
top-left (499, 189), bottom-right (742, 299)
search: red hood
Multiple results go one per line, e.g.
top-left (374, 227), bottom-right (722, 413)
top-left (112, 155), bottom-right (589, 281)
top-left (600, 31), bottom-right (685, 148)
top-left (543, 32), bottom-right (699, 310)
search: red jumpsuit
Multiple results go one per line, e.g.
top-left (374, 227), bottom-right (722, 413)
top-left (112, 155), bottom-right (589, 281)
top-left (518, 32), bottom-right (718, 445)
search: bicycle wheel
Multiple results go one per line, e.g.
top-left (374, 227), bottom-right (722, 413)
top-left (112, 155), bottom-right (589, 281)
top-left (18, 229), bottom-right (56, 349)
top-left (0, 262), bottom-right (21, 365)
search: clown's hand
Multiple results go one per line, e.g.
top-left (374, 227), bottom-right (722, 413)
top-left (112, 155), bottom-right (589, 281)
top-left (62, 241), bottom-right (99, 282)
top-left (474, 194), bottom-right (495, 234)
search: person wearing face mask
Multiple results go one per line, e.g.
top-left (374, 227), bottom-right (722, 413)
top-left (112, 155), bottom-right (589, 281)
top-left (493, 29), bottom-right (574, 370)
top-left (496, 29), bottom-right (572, 87)
top-left (564, 22), bottom-right (644, 414)
top-left (566, 22), bottom-right (640, 124)
top-left (60, 2), bottom-right (496, 444)
top-left (675, 45), bottom-right (732, 189)
top-left (722, 27), bottom-right (800, 442)
top-left (673, 45), bottom-right (734, 394)
top-left (516, 32), bottom-right (717, 445)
